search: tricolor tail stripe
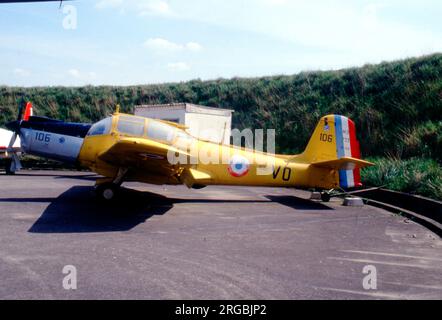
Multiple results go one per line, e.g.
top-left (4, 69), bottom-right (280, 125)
top-left (334, 115), bottom-right (362, 189)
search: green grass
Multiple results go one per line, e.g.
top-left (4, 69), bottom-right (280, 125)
top-left (361, 157), bottom-right (442, 200)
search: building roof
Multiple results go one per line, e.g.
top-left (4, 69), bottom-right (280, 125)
top-left (135, 103), bottom-right (234, 117)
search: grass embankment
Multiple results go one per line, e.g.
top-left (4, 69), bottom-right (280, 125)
top-left (362, 158), bottom-right (442, 200)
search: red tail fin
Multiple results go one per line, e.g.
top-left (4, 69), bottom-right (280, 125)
top-left (23, 102), bottom-right (33, 121)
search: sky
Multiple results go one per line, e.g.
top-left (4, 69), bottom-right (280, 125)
top-left (0, 0), bottom-right (441, 86)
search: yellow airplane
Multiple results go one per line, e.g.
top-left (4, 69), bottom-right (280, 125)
top-left (6, 104), bottom-right (374, 201)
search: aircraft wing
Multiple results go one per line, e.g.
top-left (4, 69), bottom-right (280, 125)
top-left (97, 137), bottom-right (191, 176)
top-left (311, 157), bottom-right (374, 170)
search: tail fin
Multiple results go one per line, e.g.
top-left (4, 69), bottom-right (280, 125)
top-left (301, 115), bottom-right (371, 189)
top-left (23, 102), bottom-right (33, 121)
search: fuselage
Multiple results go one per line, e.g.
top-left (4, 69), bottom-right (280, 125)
top-left (16, 116), bottom-right (91, 163)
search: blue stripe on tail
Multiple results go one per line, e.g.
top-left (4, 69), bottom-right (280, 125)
top-left (339, 171), bottom-right (348, 188)
top-left (334, 115), bottom-right (348, 188)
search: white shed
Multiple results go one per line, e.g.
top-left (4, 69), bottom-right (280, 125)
top-left (134, 103), bottom-right (234, 145)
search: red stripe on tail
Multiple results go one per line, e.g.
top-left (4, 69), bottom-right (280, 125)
top-left (348, 119), bottom-right (362, 187)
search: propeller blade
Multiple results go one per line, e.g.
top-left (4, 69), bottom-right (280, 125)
top-left (6, 99), bottom-right (24, 153)
top-left (5, 132), bottom-right (17, 157)
top-left (4, 99), bottom-right (26, 173)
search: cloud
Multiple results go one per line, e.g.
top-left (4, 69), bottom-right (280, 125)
top-left (95, 0), bottom-right (123, 9)
top-left (68, 69), bottom-right (97, 81)
top-left (96, 0), bottom-right (172, 16)
top-left (262, 0), bottom-right (288, 6)
top-left (139, 0), bottom-right (171, 16)
top-left (143, 38), bottom-right (203, 53)
top-left (143, 38), bottom-right (182, 52)
top-left (167, 62), bottom-right (190, 72)
top-left (13, 68), bottom-right (30, 77)
top-left (185, 42), bottom-right (203, 52)
top-left (68, 68), bottom-right (80, 78)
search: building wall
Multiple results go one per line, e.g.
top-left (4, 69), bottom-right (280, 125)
top-left (134, 104), bottom-right (233, 145)
top-left (185, 113), bottom-right (231, 145)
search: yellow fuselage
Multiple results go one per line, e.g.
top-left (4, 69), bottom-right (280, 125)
top-left (77, 114), bottom-right (340, 190)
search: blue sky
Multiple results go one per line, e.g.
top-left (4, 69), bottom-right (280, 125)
top-left (0, 0), bottom-right (441, 86)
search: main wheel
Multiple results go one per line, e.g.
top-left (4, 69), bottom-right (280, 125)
top-left (4, 159), bottom-right (15, 175)
top-left (321, 192), bottom-right (331, 202)
top-left (95, 183), bottom-right (119, 201)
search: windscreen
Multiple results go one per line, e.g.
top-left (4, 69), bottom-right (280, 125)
top-left (87, 117), bottom-right (112, 136)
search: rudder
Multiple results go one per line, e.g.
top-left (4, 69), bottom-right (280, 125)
top-left (301, 115), bottom-right (363, 189)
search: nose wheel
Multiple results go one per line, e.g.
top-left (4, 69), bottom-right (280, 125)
top-left (95, 182), bottom-right (120, 201)
top-left (94, 168), bottom-right (128, 201)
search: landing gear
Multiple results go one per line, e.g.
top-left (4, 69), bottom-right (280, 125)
top-left (95, 182), bottom-right (120, 201)
top-left (4, 159), bottom-right (15, 175)
top-left (94, 168), bottom-right (128, 201)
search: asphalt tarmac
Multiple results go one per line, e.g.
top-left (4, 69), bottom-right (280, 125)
top-left (0, 170), bottom-right (440, 300)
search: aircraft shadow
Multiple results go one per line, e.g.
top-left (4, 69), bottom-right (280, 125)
top-left (9, 172), bottom-right (99, 181)
top-left (266, 195), bottom-right (334, 211)
top-left (27, 186), bottom-right (173, 234)
top-left (53, 174), bottom-right (99, 181)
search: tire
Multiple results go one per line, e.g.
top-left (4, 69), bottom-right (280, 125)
top-left (321, 192), bottom-right (331, 203)
top-left (95, 183), bottom-right (119, 201)
top-left (4, 159), bottom-right (15, 175)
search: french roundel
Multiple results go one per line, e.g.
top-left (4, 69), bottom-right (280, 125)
top-left (228, 155), bottom-right (250, 178)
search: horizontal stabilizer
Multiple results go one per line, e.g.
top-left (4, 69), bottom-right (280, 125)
top-left (311, 157), bottom-right (374, 170)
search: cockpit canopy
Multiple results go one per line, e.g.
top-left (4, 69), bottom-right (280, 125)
top-left (87, 117), bottom-right (112, 136)
top-left (87, 115), bottom-right (194, 145)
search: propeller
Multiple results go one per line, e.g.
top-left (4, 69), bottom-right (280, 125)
top-left (5, 100), bottom-right (27, 173)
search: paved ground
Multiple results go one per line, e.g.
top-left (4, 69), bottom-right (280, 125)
top-left (0, 170), bottom-right (440, 300)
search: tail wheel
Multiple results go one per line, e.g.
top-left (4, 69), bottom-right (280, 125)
top-left (321, 192), bottom-right (331, 203)
top-left (95, 183), bottom-right (119, 201)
